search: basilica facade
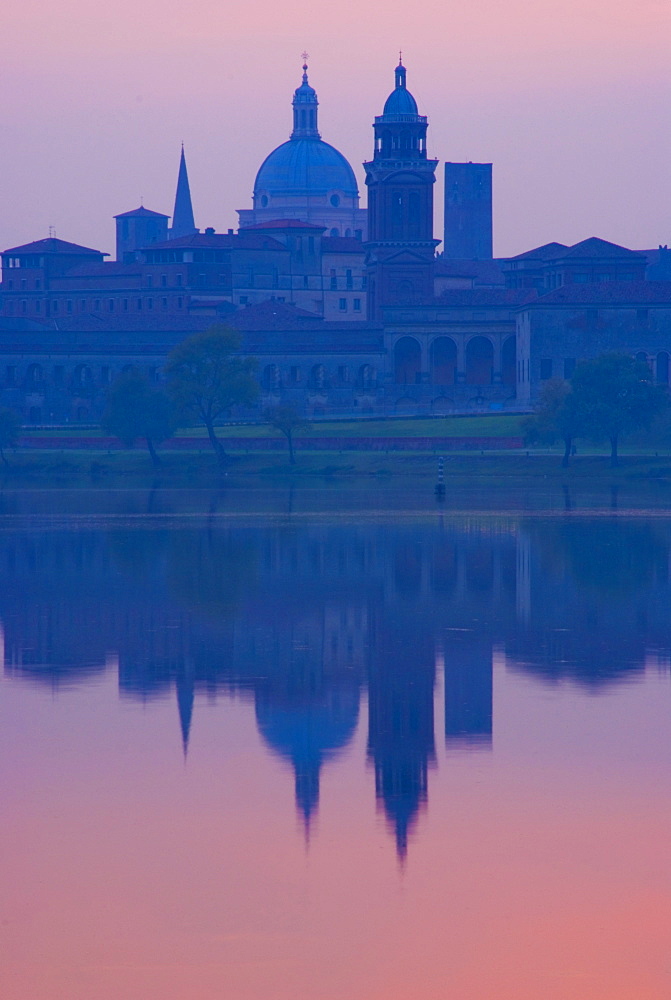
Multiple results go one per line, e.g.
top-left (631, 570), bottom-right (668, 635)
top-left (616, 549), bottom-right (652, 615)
top-left (0, 61), bottom-right (669, 424)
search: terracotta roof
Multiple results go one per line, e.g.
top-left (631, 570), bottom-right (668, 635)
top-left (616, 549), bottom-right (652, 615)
top-left (550, 237), bottom-right (643, 261)
top-left (436, 288), bottom-right (536, 306)
top-left (228, 300), bottom-right (323, 330)
top-left (241, 220), bottom-right (326, 231)
top-left (526, 280), bottom-right (671, 306)
top-left (113, 206), bottom-right (169, 219)
top-left (434, 258), bottom-right (505, 284)
top-left (2, 237), bottom-right (106, 256)
top-left (503, 242), bottom-right (568, 262)
top-left (145, 233), bottom-right (285, 251)
top-left (322, 237), bottom-right (365, 253)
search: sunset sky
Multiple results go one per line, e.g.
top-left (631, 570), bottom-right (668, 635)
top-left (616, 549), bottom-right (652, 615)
top-left (2, 0), bottom-right (669, 256)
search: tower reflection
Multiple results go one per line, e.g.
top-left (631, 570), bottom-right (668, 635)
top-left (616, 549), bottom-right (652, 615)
top-left (1, 502), bottom-right (670, 860)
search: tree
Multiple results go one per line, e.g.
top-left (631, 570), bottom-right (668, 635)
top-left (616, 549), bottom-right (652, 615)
top-left (264, 405), bottom-right (309, 464)
top-left (0, 408), bottom-right (20, 467)
top-left (570, 353), bottom-right (668, 467)
top-left (522, 378), bottom-right (581, 468)
top-left (165, 325), bottom-right (258, 467)
top-left (102, 370), bottom-right (178, 466)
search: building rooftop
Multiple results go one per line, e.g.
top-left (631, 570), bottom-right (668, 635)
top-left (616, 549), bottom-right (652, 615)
top-left (528, 280), bottom-right (671, 306)
top-left (3, 237), bottom-right (106, 256)
top-left (113, 206), bottom-right (169, 220)
top-left (145, 233), bottom-right (285, 252)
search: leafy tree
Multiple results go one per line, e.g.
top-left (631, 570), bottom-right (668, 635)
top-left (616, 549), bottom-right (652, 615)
top-left (102, 370), bottom-right (178, 466)
top-left (522, 378), bottom-right (581, 468)
top-left (165, 325), bottom-right (258, 467)
top-left (0, 408), bottom-right (20, 467)
top-left (264, 404), bottom-right (309, 464)
top-left (570, 353), bottom-right (668, 467)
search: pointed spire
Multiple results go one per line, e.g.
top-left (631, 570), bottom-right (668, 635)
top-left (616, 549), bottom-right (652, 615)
top-left (176, 671), bottom-right (195, 760)
top-left (170, 145), bottom-right (197, 239)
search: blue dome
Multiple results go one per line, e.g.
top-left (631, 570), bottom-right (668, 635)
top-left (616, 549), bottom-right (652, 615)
top-left (255, 138), bottom-right (359, 200)
top-left (383, 86), bottom-right (418, 116)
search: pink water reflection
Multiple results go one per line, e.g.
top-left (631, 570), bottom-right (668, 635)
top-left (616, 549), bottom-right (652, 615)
top-left (1, 654), bottom-right (670, 1000)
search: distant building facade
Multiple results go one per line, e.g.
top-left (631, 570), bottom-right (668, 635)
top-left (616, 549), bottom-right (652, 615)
top-left (443, 162), bottom-right (493, 260)
top-left (0, 60), bottom-right (669, 424)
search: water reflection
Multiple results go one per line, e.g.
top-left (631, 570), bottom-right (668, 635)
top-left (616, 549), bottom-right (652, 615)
top-left (1, 509), bottom-right (671, 859)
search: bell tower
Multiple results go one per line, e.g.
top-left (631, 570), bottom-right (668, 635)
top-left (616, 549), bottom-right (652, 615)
top-left (364, 59), bottom-right (439, 320)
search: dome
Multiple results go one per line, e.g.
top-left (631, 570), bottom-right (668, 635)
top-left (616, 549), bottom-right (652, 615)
top-left (382, 62), bottom-right (419, 117)
top-left (383, 86), bottom-right (418, 116)
top-left (254, 138), bottom-right (359, 200)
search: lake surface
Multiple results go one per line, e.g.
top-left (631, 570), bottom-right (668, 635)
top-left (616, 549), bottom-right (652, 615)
top-left (1, 486), bottom-right (670, 999)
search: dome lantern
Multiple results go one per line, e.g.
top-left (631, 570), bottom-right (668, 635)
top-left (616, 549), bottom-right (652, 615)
top-left (291, 56), bottom-right (320, 140)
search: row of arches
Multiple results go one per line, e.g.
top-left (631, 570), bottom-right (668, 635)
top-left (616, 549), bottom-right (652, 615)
top-left (394, 336), bottom-right (516, 386)
top-left (7, 362), bottom-right (159, 391)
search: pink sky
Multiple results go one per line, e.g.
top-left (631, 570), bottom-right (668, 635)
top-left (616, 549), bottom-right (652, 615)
top-left (1, 0), bottom-right (669, 255)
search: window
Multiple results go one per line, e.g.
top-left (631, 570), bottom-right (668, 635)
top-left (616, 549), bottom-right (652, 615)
top-left (339, 298), bottom-right (347, 311)
top-left (123, 298), bottom-right (128, 311)
top-left (20, 278), bottom-right (26, 290)
top-left (177, 296), bottom-right (183, 308)
top-left (147, 298), bottom-right (153, 310)
top-left (308, 237), bottom-right (315, 254)
top-left (80, 300), bottom-right (86, 311)
top-left (303, 275), bottom-right (309, 288)
top-left (540, 358), bottom-right (553, 380)
top-left (137, 299), bottom-right (142, 310)
top-left (35, 300), bottom-right (41, 313)
top-left (161, 274), bottom-right (167, 287)
top-left (6, 366), bottom-right (16, 386)
top-left (330, 194), bottom-right (340, 207)
top-left (176, 273), bottom-right (183, 286)
top-left (330, 269), bottom-right (337, 290)
top-left (67, 300), bottom-right (73, 313)
top-left (162, 297), bottom-right (168, 310)
top-left (35, 279), bottom-right (41, 290)
top-left (100, 366), bottom-right (110, 385)
top-left (93, 299), bottom-right (100, 311)
top-left (346, 269), bottom-right (353, 289)
top-left (146, 275), bottom-right (153, 287)
top-left (564, 357), bottom-right (576, 379)
top-left (338, 365), bottom-right (350, 382)
top-left (52, 365), bottom-right (64, 385)
top-left (107, 299), bottom-right (114, 312)
top-left (21, 300), bottom-right (27, 313)
top-left (353, 298), bottom-right (361, 311)
top-left (290, 366), bottom-right (301, 382)
top-left (7, 280), bottom-right (13, 290)
top-left (361, 276), bottom-right (367, 290)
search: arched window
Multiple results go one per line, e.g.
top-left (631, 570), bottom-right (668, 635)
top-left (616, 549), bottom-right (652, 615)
top-left (657, 352), bottom-right (669, 384)
top-left (73, 364), bottom-right (93, 387)
top-left (358, 364), bottom-right (376, 390)
top-left (263, 364), bottom-right (280, 391)
top-left (25, 363), bottom-right (43, 387)
top-left (394, 337), bottom-right (422, 384)
top-left (430, 337), bottom-right (457, 385)
top-left (465, 337), bottom-right (494, 385)
top-left (311, 364), bottom-right (327, 390)
top-left (408, 191), bottom-right (421, 237)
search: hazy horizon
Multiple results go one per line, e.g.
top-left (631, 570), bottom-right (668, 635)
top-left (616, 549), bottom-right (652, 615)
top-left (2, 0), bottom-right (669, 257)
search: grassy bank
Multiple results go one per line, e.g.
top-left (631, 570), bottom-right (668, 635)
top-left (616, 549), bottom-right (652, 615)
top-left (24, 414), bottom-right (525, 440)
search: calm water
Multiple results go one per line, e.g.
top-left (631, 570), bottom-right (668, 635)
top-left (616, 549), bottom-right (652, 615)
top-left (1, 487), bottom-right (671, 999)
